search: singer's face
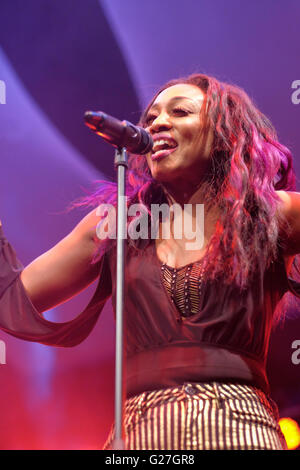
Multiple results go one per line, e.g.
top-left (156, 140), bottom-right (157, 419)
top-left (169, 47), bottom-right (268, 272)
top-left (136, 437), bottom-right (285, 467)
top-left (144, 84), bottom-right (213, 185)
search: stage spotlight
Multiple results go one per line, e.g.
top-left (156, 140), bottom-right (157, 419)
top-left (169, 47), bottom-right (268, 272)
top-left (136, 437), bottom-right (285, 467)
top-left (279, 417), bottom-right (300, 450)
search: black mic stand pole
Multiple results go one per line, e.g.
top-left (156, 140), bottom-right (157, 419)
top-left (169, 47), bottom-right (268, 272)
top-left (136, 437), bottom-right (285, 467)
top-left (111, 146), bottom-right (128, 450)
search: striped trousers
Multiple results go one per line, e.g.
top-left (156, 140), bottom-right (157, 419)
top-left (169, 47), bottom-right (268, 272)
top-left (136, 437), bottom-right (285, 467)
top-left (103, 382), bottom-right (287, 450)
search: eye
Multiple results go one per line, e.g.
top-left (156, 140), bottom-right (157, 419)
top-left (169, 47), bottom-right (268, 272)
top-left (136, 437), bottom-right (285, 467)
top-left (172, 107), bottom-right (189, 116)
top-left (143, 107), bottom-right (189, 126)
top-left (144, 114), bottom-right (157, 126)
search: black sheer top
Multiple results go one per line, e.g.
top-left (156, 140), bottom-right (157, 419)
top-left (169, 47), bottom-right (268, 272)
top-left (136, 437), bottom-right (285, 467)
top-left (0, 226), bottom-right (299, 398)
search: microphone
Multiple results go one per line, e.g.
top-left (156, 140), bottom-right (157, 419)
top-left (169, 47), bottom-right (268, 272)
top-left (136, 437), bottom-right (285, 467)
top-left (84, 111), bottom-right (153, 154)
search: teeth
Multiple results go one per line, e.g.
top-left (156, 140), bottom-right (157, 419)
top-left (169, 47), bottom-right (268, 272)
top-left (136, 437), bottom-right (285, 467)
top-left (153, 139), bottom-right (176, 153)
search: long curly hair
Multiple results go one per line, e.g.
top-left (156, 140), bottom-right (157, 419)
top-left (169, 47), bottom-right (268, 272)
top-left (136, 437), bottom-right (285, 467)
top-left (72, 73), bottom-right (299, 317)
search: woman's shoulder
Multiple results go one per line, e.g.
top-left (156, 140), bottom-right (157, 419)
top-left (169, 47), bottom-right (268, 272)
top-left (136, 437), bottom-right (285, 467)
top-left (276, 190), bottom-right (300, 257)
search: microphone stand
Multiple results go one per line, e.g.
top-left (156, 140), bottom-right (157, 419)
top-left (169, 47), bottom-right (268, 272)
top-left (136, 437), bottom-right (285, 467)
top-left (111, 146), bottom-right (128, 450)
top-left (83, 110), bottom-right (152, 449)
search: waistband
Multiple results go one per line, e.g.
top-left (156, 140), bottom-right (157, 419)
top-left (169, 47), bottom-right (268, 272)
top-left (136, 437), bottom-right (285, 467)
top-left (126, 343), bottom-right (269, 397)
top-left (124, 381), bottom-right (279, 420)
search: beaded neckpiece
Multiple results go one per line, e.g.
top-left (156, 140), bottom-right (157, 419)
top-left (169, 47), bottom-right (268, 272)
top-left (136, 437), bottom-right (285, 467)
top-left (160, 261), bottom-right (205, 318)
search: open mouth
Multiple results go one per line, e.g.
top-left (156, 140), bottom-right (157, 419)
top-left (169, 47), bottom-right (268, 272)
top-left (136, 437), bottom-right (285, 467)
top-left (152, 139), bottom-right (178, 160)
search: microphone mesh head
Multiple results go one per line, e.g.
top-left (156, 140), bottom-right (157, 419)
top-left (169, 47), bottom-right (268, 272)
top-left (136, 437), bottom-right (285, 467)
top-left (137, 128), bottom-right (153, 154)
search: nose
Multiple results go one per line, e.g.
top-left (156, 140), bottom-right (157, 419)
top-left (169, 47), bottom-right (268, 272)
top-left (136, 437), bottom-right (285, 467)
top-left (149, 111), bottom-right (172, 133)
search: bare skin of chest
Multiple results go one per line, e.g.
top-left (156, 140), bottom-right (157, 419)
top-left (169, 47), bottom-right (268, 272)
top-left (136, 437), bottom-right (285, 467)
top-left (155, 208), bottom-right (217, 269)
top-left (155, 206), bottom-right (295, 272)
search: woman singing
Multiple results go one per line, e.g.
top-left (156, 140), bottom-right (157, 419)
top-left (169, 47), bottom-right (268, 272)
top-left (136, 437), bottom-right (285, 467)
top-left (0, 73), bottom-right (300, 450)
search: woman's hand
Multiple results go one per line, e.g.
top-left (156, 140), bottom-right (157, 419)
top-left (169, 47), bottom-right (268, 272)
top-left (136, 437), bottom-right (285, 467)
top-left (20, 208), bottom-right (103, 313)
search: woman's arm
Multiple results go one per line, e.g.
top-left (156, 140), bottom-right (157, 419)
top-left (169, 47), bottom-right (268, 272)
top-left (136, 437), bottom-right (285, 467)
top-left (276, 190), bottom-right (300, 256)
top-left (20, 208), bottom-right (103, 313)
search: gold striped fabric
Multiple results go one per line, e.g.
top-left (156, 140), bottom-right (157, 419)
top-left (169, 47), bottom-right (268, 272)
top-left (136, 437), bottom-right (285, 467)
top-left (103, 382), bottom-right (287, 450)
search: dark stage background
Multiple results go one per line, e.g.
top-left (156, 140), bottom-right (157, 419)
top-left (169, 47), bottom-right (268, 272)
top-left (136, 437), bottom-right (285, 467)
top-left (0, 0), bottom-right (299, 450)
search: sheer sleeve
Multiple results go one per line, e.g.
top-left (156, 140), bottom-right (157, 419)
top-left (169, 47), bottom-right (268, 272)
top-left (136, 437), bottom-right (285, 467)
top-left (0, 225), bottom-right (112, 347)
